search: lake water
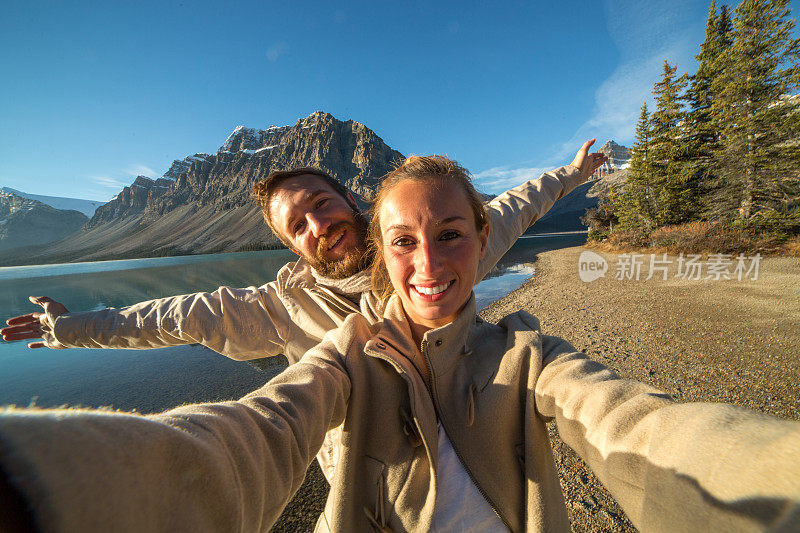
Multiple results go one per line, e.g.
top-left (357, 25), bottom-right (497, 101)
top-left (0, 232), bottom-right (587, 412)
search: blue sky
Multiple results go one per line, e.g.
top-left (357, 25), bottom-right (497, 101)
top-left (2, 0), bottom-right (796, 201)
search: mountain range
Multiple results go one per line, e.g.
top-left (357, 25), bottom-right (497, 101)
top-left (0, 113), bottom-right (630, 266)
top-left (0, 112), bottom-right (403, 265)
top-left (1, 188), bottom-right (103, 218)
top-left (0, 190), bottom-right (88, 252)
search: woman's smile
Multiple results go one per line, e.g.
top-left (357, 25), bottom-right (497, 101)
top-left (410, 279), bottom-right (455, 300)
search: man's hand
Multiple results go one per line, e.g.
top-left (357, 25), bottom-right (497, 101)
top-left (571, 139), bottom-right (608, 183)
top-left (1, 296), bottom-right (69, 349)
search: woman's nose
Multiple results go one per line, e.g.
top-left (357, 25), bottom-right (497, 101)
top-left (414, 241), bottom-right (442, 275)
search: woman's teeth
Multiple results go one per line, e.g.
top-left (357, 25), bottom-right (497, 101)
top-left (414, 282), bottom-right (451, 295)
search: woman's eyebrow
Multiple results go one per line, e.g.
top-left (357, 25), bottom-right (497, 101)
top-left (438, 216), bottom-right (467, 225)
top-left (385, 224), bottom-right (411, 232)
top-left (385, 216), bottom-right (467, 233)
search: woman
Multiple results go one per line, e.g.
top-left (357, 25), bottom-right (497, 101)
top-left (1, 157), bottom-right (799, 532)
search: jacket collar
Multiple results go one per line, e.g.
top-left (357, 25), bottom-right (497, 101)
top-left (277, 257), bottom-right (372, 296)
top-left (365, 293), bottom-right (479, 376)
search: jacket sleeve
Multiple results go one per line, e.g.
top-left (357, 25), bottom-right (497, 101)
top-left (534, 334), bottom-right (800, 532)
top-left (475, 164), bottom-right (584, 282)
top-left (0, 343), bottom-right (351, 533)
top-left (50, 283), bottom-right (292, 360)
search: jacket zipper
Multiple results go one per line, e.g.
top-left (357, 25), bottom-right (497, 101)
top-left (420, 339), bottom-right (513, 531)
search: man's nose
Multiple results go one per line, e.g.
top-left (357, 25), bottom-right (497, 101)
top-left (306, 212), bottom-right (330, 238)
top-left (414, 240), bottom-right (442, 275)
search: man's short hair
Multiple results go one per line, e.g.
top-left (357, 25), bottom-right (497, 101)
top-left (252, 167), bottom-right (350, 246)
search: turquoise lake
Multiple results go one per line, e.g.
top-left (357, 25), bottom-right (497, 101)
top-left (0, 232), bottom-right (587, 412)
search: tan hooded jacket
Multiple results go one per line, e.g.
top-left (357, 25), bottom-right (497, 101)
top-left (2, 295), bottom-right (799, 532)
top-left (46, 165), bottom-right (585, 365)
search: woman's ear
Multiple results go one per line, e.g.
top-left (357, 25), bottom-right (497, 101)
top-left (478, 224), bottom-right (490, 260)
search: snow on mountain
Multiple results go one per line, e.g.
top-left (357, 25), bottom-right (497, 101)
top-left (1, 187), bottom-right (104, 217)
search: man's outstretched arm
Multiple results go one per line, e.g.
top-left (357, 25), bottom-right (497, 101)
top-left (2, 286), bottom-right (291, 361)
top-left (476, 139), bottom-right (607, 282)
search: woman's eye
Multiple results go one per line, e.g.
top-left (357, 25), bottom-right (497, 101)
top-left (440, 230), bottom-right (461, 241)
top-left (391, 237), bottom-right (414, 247)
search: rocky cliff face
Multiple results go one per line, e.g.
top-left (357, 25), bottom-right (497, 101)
top-left (4, 112), bottom-right (404, 265)
top-left (0, 190), bottom-right (88, 251)
top-left (591, 140), bottom-right (631, 180)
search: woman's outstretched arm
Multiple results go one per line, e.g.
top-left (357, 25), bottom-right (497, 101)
top-left (534, 334), bottom-right (800, 531)
top-left (0, 340), bottom-right (351, 532)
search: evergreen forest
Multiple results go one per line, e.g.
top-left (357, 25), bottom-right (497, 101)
top-left (585, 0), bottom-right (800, 255)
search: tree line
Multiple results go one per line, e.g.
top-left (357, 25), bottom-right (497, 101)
top-left (588, 0), bottom-right (800, 244)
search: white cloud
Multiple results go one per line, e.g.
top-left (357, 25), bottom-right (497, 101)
top-left (473, 165), bottom-right (550, 194)
top-left (124, 164), bottom-right (156, 178)
top-left (476, 0), bottom-right (705, 193)
top-left (91, 176), bottom-right (127, 189)
top-left (266, 43), bottom-right (289, 62)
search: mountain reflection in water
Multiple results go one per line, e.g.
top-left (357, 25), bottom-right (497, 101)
top-left (0, 232), bottom-right (586, 412)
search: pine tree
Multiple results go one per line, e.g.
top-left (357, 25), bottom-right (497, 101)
top-left (648, 61), bottom-right (690, 225)
top-left (711, 0), bottom-right (800, 225)
top-left (683, 1), bottom-right (733, 217)
top-left (616, 103), bottom-right (657, 230)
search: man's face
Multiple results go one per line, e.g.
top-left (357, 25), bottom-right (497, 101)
top-left (268, 175), bottom-right (370, 278)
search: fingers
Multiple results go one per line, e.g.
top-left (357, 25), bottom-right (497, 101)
top-left (28, 341), bottom-right (46, 349)
top-left (582, 138), bottom-right (596, 153)
top-left (1, 320), bottom-right (43, 340)
top-left (4, 331), bottom-right (43, 342)
top-left (5, 312), bottom-right (39, 326)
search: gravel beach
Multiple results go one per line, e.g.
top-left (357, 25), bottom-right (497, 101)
top-left (273, 245), bottom-right (800, 532)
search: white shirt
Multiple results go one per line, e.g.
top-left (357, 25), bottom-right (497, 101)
top-left (431, 423), bottom-right (509, 532)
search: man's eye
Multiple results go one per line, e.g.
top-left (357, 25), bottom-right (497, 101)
top-left (294, 221), bottom-right (306, 234)
top-left (440, 230), bottom-right (461, 241)
top-left (315, 198), bottom-right (328, 209)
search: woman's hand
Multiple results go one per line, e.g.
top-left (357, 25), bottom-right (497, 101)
top-left (1, 296), bottom-right (69, 349)
top-left (571, 139), bottom-right (608, 183)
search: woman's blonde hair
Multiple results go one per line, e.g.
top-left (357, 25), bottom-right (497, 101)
top-left (368, 155), bottom-right (490, 307)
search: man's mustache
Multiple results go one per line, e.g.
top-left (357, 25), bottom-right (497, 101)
top-left (316, 221), bottom-right (360, 257)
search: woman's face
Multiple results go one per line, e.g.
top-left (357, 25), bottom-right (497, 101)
top-left (379, 178), bottom-right (488, 333)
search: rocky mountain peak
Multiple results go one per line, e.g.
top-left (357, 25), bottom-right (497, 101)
top-left (219, 126), bottom-right (266, 153)
top-left (597, 140), bottom-right (630, 166)
top-left (70, 111), bottom-right (405, 259)
top-left (592, 140), bottom-right (631, 179)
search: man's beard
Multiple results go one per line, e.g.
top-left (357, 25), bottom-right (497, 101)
top-left (304, 210), bottom-right (373, 279)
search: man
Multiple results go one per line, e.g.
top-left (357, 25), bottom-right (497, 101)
top-left (2, 140), bottom-right (606, 368)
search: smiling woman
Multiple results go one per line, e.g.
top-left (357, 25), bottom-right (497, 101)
top-left (370, 155), bottom-right (489, 342)
top-left (1, 157), bottom-right (800, 532)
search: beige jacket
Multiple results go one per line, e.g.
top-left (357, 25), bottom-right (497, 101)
top-left (2, 295), bottom-right (799, 532)
top-left (47, 165), bottom-right (585, 365)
